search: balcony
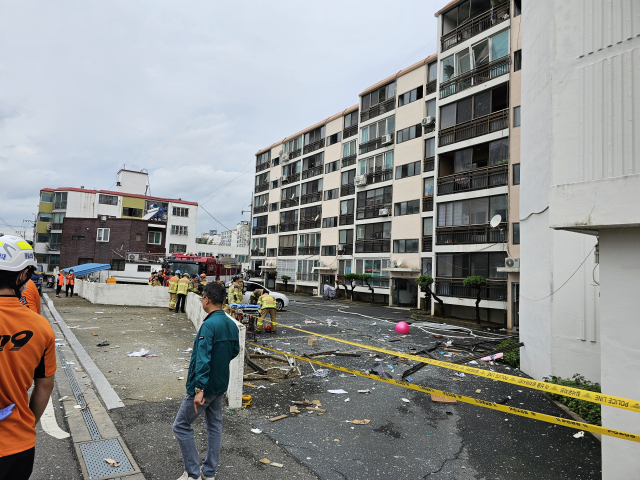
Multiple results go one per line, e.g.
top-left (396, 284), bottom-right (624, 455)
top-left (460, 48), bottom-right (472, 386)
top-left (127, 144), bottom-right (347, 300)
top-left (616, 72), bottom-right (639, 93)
top-left (339, 274), bottom-right (390, 289)
top-left (278, 247), bottom-right (297, 256)
top-left (426, 79), bottom-right (437, 95)
top-left (253, 205), bottom-right (268, 214)
top-left (365, 169), bottom-right (393, 185)
top-left (422, 197), bottom-right (434, 212)
top-left (251, 248), bottom-right (265, 256)
top-left (438, 110), bottom-right (509, 147)
top-left (338, 244), bottom-right (353, 256)
top-left (360, 98), bottom-right (395, 122)
top-left (303, 138), bottom-right (325, 155)
top-left (281, 198), bottom-right (299, 209)
top-left (356, 203), bottom-right (391, 220)
top-left (341, 184), bottom-right (355, 196)
top-left (297, 272), bottom-right (319, 282)
top-left (255, 182), bottom-right (269, 194)
top-left (440, 56), bottom-right (510, 99)
top-left (343, 124), bottom-right (358, 139)
top-left (342, 154), bottom-right (357, 168)
top-left (279, 222), bottom-right (298, 233)
top-left (252, 226), bottom-right (267, 236)
top-left (435, 278), bottom-right (507, 301)
top-left (47, 244), bottom-right (61, 251)
top-left (300, 192), bottom-right (322, 205)
top-left (282, 173), bottom-right (300, 185)
top-left (423, 156), bottom-right (435, 172)
top-left (441, 1), bottom-right (510, 53)
top-left (289, 149), bottom-right (302, 160)
top-left (51, 223), bottom-right (63, 230)
top-left (437, 164), bottom-right (508, 195)
top-left (355, 239), bottom-right (391, 253)
top-left (256, 162), bottom-right (270, 173)
top-left (301, 165), bottom-right (323, 180)
top-left (359, 133), bottom-right (394, 155)
top-left (299, 219), bottom-right (321, 230)
top-left (339, 213), bottom-right (354, 226)
top-left (53, 202), bottom-right (67, 210)
top-left (422, 235), bottom-right (433, 252)
top-left (298, 246), bottom-right (320, 256)
top-left (436, 223), bottom-right (508, 245)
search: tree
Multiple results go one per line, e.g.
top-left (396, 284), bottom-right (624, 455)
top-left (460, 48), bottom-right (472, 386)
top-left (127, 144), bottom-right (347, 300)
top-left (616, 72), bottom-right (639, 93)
top-left (342, 273), bottom-right (360, 301)
top-left (245, 268), bottom-right (255, 278)
top-left (360, 274), bottom-right (375, 304)
top-left (416, 275), bottom-right (445, 315)
top-left (281, 275), bottom-right (291, 292)
top-left (463, 275), bottom-right (487, 323)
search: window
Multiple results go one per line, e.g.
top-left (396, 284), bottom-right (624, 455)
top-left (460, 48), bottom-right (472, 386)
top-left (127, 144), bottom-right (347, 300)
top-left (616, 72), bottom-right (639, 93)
top-left (339, 229), bottom-right (354, 244)
top-left (97, 228), bottom-right (110, 242)
top-left (361, 82), bottom-right (396, 110)
top-left (279, 234), bottom-right (297, 248)
top-left (342, 169), bottom-right (356, 186)
top-left (322, 217), bottom-right (338, 228)
top-left (137, 265), bottom-right (152, 272)
top-left (300, 205), bottom-right (321, 222)
top-left (169, 244), bottom-right (187, 253)
top-left (53, 192), bottom-right (67, 209)
top-left (514, 0), bottom-right (521, 16)
top-left (50, 233), bottom-right (61, 246)
top-left (122, 207), bottom-right (142, 218)
top-left (513, 223), bottom-right (520, 245)
top-left (284, 136), bottom-right (302, 153)
top-left (39, 212), bottom-right (53, 222)
top-left (428, 62), bottom-right (437, 83)
top-left (252, 237), bottom-right (266, 250)
top-left (148, 231), bottom-right (162, 244)
top-left (513, 106), bottom-right (521, 127)
top-left (267, 248), bottom-right (277, 257)
top-left (73, 258), bottom-right (91, 265)
top-left (437, 195), bottom-right (507, 226)
top-left (424, 137), bottom-right (435, 159)
top-left (360, 116), bottom-right (395, 143)
top-left (514, 50), bottom-right (522, 71)
top-left (344, 111), bottom-right (358, 128)
top-left (256, 151), bottom-right (270, 166)
top-left (268, 225), bottom-right (277, 234)
top-left (281, 185), bottom-right (300, 203)
top-left (443, 29), bottom-right (510, 81)
top-left (325, 160), bottom-right (340, 174)
top-left (327, 132), bottom-right (342, 146)
top-left (253, 215), bottom-right (268, 228)
top-left (393, 239), bottom-right (419, 253)
top-left (426, 99), bottom-right (436, 119)
top-left (41, 191), bottom-right (54, 203)
top-left (111, 259), bottom-right (125, 271)
top-left (342, 140), bottom-right (356, 158)
top-left (172, 207), bottom-right (189, 217)
top-left (255, 193), bottom-right (269, 207)
top-left (395, 161), bottom-right (421, 179)
top-left (301, 179), bottom-right (322, 195)
top-left (279, 209), bottom-right (298, 224)
top-left (99, 194), bottom-right (118, 205)
top-left (299, 233), bottom-right (321, 247)
top-left (71, 235), bottom-right (85, 240)
top-left (303, 152), bottom-right (323, 171)
top-left (52, 212), bottom-right (65, 225)
top-left (437, 252), bottom-right (507, 279)
top-left (322, 245), bottom-right (336, 256)
top-left (269, 202), bottom-right (279, 211)
top-left (340, 199), bottom-right (354, 215)
top-left (171, 225), bottom-right (188, 235)
top-left (271, 179), bottom-right (280, 189)
top-left (422, 258), bottom-right (433, 277)
top-left (424, 177), bottom-right (434, 197)
top-left (359, 151), bottom-right (394, 174)
top-left (324, 188), bottom-right (339, 201)
top-left (513, 164), bottom-right (520, 185)
top-left (304, 126), bottom-right (325, 146)
top-left (357, 186), bottom-right (392, 208)
top-left (423, 217), bottom-right (434, 235)
top-left (48, 254), bottom-right (60, 266)
top-left (394, 200), bottom-right (420, 216)
top-left (440, 83), bottom-right (509, 129)
top-left (256, 171), bottom-right (270, 186)
top-left (396, 124), bottom-right (422, 143)
top-left (37, 233), bottom-right (50, 243)
top-left (398, 86), bottom-right (423, 107)
top-left (356, 222), bottom-right (391, 240)
top-left (272, 156), bottom-right (280, 167)
top-left (282, 161), bottom-right (301, 178)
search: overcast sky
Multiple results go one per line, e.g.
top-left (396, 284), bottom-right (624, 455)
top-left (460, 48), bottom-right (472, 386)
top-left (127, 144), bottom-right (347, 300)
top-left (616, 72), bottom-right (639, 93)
top-left (0, 0), bottom-right (448, 238)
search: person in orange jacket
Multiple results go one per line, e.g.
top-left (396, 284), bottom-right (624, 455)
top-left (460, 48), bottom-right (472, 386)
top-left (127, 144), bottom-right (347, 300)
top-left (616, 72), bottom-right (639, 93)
top-left (55, 271), bottom-right (65, 298)
top-left (65, 269), bottom-right (75, 297)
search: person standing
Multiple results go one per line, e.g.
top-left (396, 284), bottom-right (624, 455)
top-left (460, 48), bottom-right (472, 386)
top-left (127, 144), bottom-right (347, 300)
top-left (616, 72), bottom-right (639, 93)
top-left (65, 270), bottom-right (75, 297)
top-left (168, 271), bottom-right (180, 310)
top-left (175, 273), bottom-right (190, 313)
top-left (0, 235), bottom-right (57, 480)
top-left (55, 271), bottom-right (64, 298)
top-left (20, 279), bottom-right (41, 315)
top-left (172, 282), bottom-right (239, 480)
top-left (256, 291), bottom-right (277, 333)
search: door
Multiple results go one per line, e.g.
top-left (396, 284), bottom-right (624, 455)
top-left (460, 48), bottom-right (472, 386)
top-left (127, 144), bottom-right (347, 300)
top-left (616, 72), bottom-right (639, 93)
top-left (512, 283), bottom-right (519, 328)
top-left (392, 278), bottom-right (418, 307)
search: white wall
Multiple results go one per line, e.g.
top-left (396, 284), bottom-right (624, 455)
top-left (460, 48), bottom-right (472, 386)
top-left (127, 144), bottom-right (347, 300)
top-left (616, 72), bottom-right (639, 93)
top-left (167, 201), bottom-right (199, 253)
top-left (65, 191), bottom-right (96, 218)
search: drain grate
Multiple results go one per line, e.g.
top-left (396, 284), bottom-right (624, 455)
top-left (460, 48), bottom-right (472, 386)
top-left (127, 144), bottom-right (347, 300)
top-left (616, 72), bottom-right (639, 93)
top-left (79, 438), bottom-right (135, 479)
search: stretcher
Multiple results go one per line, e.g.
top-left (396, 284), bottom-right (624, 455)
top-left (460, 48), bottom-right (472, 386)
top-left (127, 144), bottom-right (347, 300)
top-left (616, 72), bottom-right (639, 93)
top-left (229, 304), bottom-right (260, 341)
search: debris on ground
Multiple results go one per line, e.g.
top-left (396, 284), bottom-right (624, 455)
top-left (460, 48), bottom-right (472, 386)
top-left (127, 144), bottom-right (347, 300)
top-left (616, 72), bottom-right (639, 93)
top-left (271, 462), bottom-right (284, 468)
top-left (127, 348), bottom-right (149, 357)
top-left (349, 419), bottom-right (371, 425)
top-left (306, 407), bottom-right (326, 413)
top-left (251, 428), bottom-right (262, 434)
top-left (268, 414), bottom-right (288, 422)
top-left (573, 431), bottom-right (585, 438)
top-left (104, 458), bottom-right (121, 467)
top-left (431, 394), bottom-right (458, 405)
top-left (358, 390), bottom-right (371, 394)
top-left (259, 458), bottom-right (271, 464)
top-left (313, 369), bottom-right (329, 377)
top-left (327, 389), bottom-right (348, 394)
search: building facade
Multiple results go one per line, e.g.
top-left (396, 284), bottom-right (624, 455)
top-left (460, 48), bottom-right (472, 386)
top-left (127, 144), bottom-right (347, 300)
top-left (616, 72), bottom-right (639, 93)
top-left (249, 0), bottom-right (522, 326)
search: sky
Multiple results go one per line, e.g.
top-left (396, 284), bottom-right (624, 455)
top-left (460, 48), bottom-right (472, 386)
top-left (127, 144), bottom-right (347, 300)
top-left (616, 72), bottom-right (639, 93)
top-left (0, 0), bottom-right (449, 238)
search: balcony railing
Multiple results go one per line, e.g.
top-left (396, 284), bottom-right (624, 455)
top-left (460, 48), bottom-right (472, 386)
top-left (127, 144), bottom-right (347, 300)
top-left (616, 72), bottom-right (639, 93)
top-left (289, 149), bottom-right (302, 160)
top-left (256, 162), bottom-right (270, 173)
top-left (422, 235), bottom-right (433, 252)
top-left (359, 133), bottom-right (394, 155)
top-left (339, 274), bottom-right (390, 289)
top-left (303, 138), bottom-right (325, 155)
top-left (440, 56), bottom-right (511, 99)
top-left (355, 239), bottom-right (391, 253)
top-left (356, 203), bottom-right (391, 220)
top-left (437, 163), bottom-right (508, 195)
top-left (53, 202), bottom-right (67, 210)
top-left (426, 79), bottom-right (437, 95)
top-left (339, 213), bottom-right (354, 226)
top-left (251, 248), bottom-right (265, 256)
top-left (301, 165), bottom-right (323, 180)
top-left (365, 169), bottom-right (393, 185)
top-left (51, 223), bottom-right (63, 230)
top-left (255, 182), bottom-right (269, 193)
top-left (435, 278), bottom-right (508, 301)
top-left (297, 272), bottom-right (319, 282)
top-left (281, 198), bottom-right (299, 209)
top-left (436, 223), bottom-right (508, 245)
top-left (47, 244), bottom-right (61, 251)
top-left (278, 247), bottom-right (297, 256)
top-left (343, 124), bottom-right (358, 139)
top-left (338, 244), bottom-right (353, 256)
top-left (301, 192), bottom-right (322, 205)
top-left (282, 173), bottom-right (300, 185)
top-left (422, 197), bottom-right (434, 212)
top-left (299, 219), bottom-right (321, 230)
top-left (253, 205), bottom-right (268, 214)
top-left (342, 154), bottom-right (357, 168)
top-left (252, 226), bottom-right (267, 236)
top-left (279, 222), bottom-right (298, 233)
top-left (298, 246), bottom-right (320, 256)
top-left (360, 98), bottom-right (395, 122)
top-left (438, 109), bottom-right (509, 147)
top-left (424, 156), bottom-right (435, 172)
top-left (341, 184), bottom-right (355, 196)
top-left (441, 1), bottom-right (510, 52)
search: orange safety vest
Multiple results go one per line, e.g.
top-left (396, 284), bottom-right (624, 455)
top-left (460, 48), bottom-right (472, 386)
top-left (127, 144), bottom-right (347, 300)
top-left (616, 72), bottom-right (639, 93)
top-left (67, 274), bottom-right (75, 286)
top-left (57, 275), bottom-right (64, 286)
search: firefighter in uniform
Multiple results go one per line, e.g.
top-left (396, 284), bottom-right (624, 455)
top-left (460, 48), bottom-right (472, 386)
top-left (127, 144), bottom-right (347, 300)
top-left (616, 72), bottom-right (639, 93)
top-left (249, 288), bottom-right (262, 306)
top-left (189, 274), bottom-right (199, 294)
top-left (168, 270), bottom-right (180, 310)
top-left (236, 276), bottom-right (244, 294)
top-left (199, 274), bottom-right (208, 295)
top-left (257, 290), bottom-right (277, 333)
top-left (175, 273), bottom-right (190, 313)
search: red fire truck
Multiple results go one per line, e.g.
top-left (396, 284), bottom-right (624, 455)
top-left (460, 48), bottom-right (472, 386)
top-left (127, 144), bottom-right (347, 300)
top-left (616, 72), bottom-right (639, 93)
top-left (164, 254), bottom-right (241, 284)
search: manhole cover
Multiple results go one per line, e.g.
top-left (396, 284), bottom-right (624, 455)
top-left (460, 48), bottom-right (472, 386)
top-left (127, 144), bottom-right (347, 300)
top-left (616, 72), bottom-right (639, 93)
top-left (79, 438), bottom-right (135, 479)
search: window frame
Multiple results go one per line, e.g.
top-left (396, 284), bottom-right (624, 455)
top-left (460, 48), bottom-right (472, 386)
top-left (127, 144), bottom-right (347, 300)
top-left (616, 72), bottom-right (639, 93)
top-left (394, 200), bottom-right (421, 217)
top-left (148, 231), bottom-right (162, 245)
top-left (96, 228), bottom-right (110, 242)
top-left (393, 239), bottom-right (419, 253)
top-left (395, 161), bottom-right (421, 179)
top-left (98, 194), bottom-right (118, 206)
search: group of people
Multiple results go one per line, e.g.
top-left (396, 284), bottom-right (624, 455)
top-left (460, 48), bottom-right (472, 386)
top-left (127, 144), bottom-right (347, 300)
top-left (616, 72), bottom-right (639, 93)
top-left (227, 276), bottom-right (277, 333)
top-left (54, 269), bottom-right (75, 298)
top-left (166, 270), bottom-right (210, 313)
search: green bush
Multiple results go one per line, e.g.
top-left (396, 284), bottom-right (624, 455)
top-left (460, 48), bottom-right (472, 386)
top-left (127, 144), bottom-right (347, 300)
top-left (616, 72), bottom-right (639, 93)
top-left (496, 339), bottom-right (520, 368)
top-left (543, 374), bottom-right (602, 426)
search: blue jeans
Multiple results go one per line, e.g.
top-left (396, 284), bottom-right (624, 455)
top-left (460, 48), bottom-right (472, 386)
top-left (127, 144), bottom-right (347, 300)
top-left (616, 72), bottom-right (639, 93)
top-left (173, 393), bottom-right (224, 478)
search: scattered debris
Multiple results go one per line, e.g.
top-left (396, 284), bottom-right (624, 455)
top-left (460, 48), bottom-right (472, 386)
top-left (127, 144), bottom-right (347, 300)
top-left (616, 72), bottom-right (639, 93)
top-left (350, 419), bottom-right (371, 425)
top-left (573, 431), bottom-right (585, 438)
top-left (431, 394), bottom-right (458, 405)
top-left (475, 389), bottom-right (482, 393)
top-left (304, 320), bottom-right (316, 324)
top-left (327, 389), bottom-right (348, 394)
top-left (401, 398), bottom-right (410, 403)
top-left (243, 383), bottom-right (258, 388)
top-left (311, 400), bottom-right (322, 406)
top-left (305, 349), bottom-right (338, 357)
top-left (294, 399), bottom-right (313, 406)
top-left (290, 406), bottom-right (300, 414)
top-left (481, 353), bottom-right (503, 361)
top-left (306, 407), bottom-right (326, 413)
top-left (104, 458), bottom-right (120, 467)
top-left (358, 390), bottom-right (371, 394)
top-left (313, 369), bottom-right (329, 378)
top-left (177, 377), bottom-right (184, 380)
top-left (271, 462), bottom-right (284, 468)
top-left (92, 332), bottom-right (98, 336)
top-left (259, 458), bottom-right (271, 464)
top-left (344, 398), bottom-right (350, 402)
top-left (251, 428), bottom-right (262, 434)
top-left (127, 348), bottom-right (149, 357)
top-left (334, 352), bottom-right (361, 357)
top-left (58, 396), bottom-right (69, 402)
top-left (269, 414), bottom-right (288, 422)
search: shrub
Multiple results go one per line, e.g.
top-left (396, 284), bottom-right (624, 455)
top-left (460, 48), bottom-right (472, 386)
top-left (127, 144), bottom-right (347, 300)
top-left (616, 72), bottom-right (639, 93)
top-left (496, 339), bottom-right (520, 368)
top-left (543, 374), bottom-right (602, 426)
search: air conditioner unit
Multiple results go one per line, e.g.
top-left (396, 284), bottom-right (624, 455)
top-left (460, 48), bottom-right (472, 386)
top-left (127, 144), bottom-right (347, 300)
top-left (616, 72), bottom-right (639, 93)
top-left (318, 261), bottom-right (325, 267)
top-left (421, 116), bottom-right (435, 127)
top-left (128, 253), bottom-right (140, 262)
top-left (354, 175), bottom-right (368, 187)
top-left (390, 260), bottom-right (397, 268)
top-left (282, 153), bottom-right (290, 162)
top-left (259, 249), bottom-right (265, 254)
top-left (378, 208), bottom-right (390, 216)
top-left (337, 244), bottom-right (344, 251)
top-left (281, 177), bottom-right (289, 185)
top-left (505, 257), bottom-right (520, 269)
top-left (46, 223), bottom-right (52, 231)
top-left (381, 134), bottom-right (392, 145)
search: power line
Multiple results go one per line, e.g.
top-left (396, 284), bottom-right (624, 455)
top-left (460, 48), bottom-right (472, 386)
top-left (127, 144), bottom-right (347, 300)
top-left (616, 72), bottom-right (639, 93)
top-left (199, 204), bottom-right (232, 231)
top-left (197, 157), bottom-right (255, 205)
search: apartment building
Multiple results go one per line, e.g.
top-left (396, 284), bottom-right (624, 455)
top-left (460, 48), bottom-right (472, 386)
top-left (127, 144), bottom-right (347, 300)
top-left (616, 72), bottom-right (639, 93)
top-left (250, 0), bottom-right (522, 327)
top-left (34, 169), bottom-right (199, 271)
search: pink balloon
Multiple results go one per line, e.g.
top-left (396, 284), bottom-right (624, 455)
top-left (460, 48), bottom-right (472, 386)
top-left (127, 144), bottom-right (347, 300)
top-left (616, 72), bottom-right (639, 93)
top-left (395, 321), bottom-right (410, 334)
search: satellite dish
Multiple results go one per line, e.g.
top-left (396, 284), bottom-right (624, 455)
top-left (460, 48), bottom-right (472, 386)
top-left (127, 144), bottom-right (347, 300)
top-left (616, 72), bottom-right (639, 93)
top-left (397, 257), bottom-right (403, 267)
top-left (490, 214), bottom-right (502, 228)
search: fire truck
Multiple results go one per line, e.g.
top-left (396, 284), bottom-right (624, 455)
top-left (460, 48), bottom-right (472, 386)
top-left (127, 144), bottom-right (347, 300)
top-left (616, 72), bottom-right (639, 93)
top-left (163, 254), bottom-right (241, 284)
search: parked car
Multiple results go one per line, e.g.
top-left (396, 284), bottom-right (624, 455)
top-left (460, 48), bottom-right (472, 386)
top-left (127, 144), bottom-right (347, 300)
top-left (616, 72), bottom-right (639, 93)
top-left (31, 263), bottom-right (44, 293)
top-left (242, 281), bottom-right (289, 311)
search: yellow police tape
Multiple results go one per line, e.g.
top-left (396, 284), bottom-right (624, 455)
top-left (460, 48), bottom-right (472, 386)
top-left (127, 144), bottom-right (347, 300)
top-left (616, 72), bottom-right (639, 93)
top-left (248, 341), bottom-right (640, 443)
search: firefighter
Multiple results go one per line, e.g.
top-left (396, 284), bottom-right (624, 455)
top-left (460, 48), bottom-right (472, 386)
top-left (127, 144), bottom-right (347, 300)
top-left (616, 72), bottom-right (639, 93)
top-left (236, 275), bottom-right (244, 293)
top-left (198, 273), bottom-right (208, 295)
top-left (65, 269), bottom-right (75, 297)
top-left (168, 270), bottom-right (180, 310)
top-left (227, 280), bottom-right (236, 305)
top-left (249, 288), bottom-right (262, 306)
top-left (175, 273), bottom-right (190, 313)
top-left (153, 273), bottom-right (163, 286)
top-left (257, 290), bottom-right (277, 333)
top-left (189, 274), bottom-right (199, 293)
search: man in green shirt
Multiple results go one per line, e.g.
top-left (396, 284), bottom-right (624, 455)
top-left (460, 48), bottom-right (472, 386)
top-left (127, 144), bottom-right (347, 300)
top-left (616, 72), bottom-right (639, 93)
top-left (172, 282), bottom-right (240, 480)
